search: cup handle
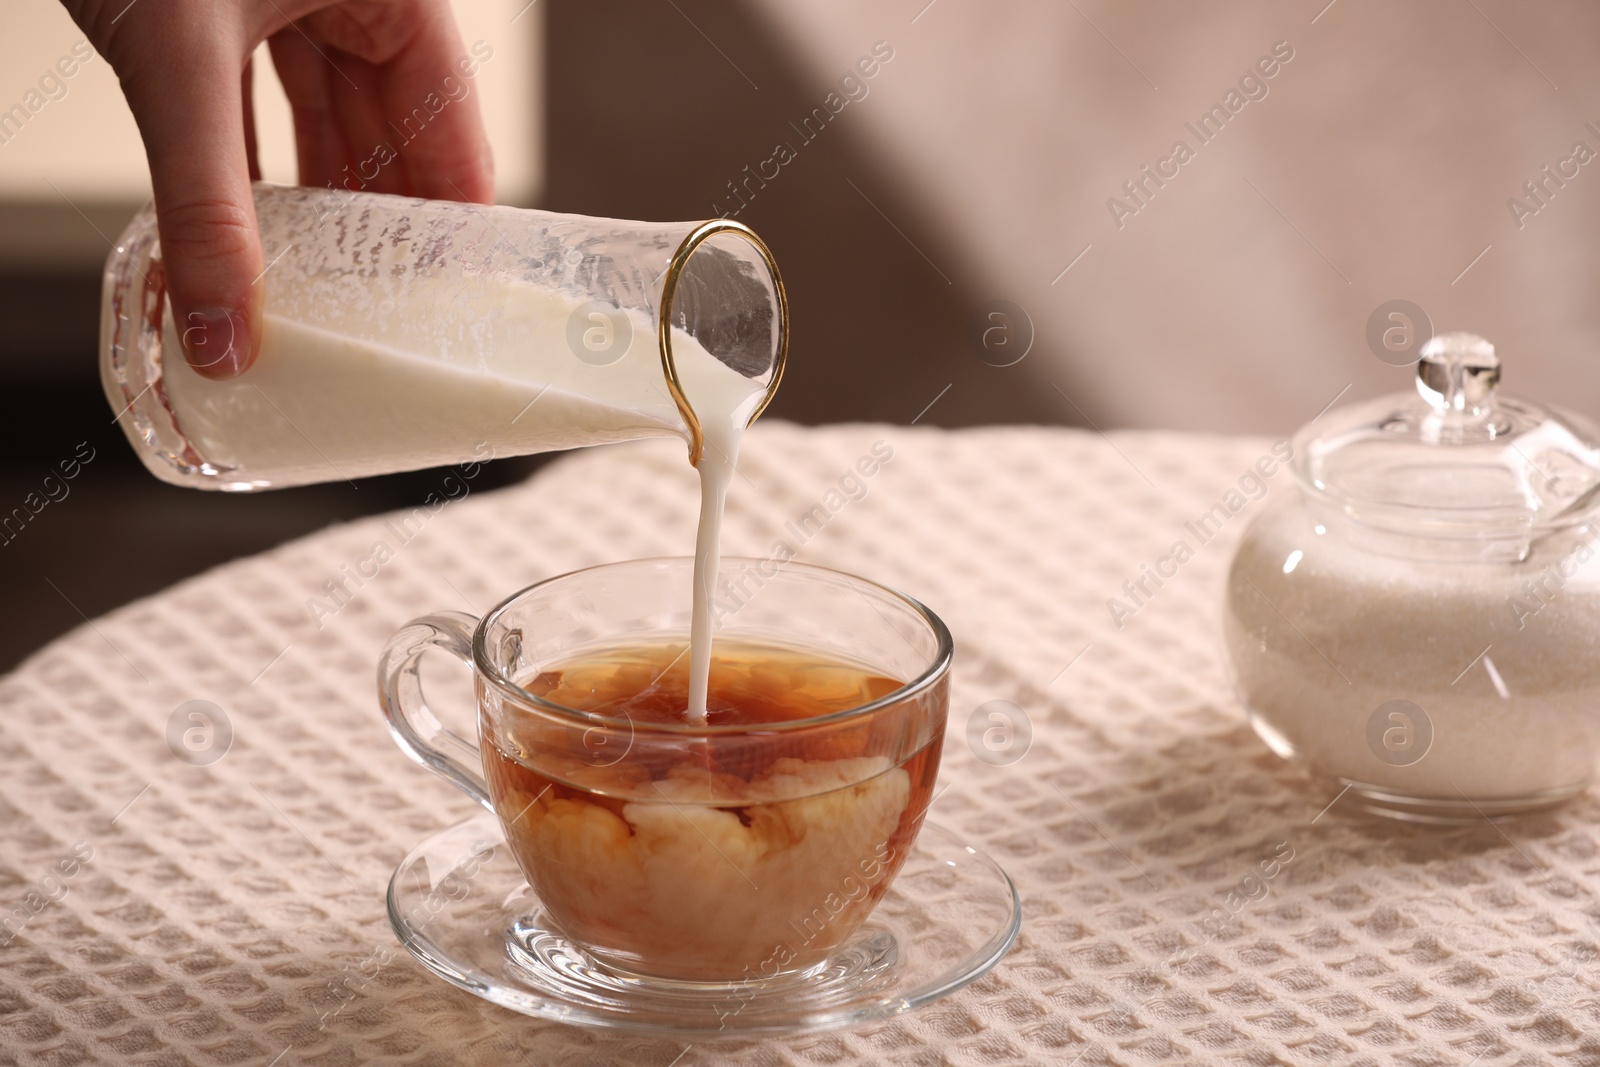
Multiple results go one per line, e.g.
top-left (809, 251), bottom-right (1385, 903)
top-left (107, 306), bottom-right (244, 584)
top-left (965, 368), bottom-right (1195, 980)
top-left (378, 611), bottom-right (493, 812)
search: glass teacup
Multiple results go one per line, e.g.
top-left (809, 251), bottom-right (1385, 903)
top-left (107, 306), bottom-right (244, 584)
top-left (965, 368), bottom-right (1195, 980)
top-left (379, 557), bottom-right (952, 984)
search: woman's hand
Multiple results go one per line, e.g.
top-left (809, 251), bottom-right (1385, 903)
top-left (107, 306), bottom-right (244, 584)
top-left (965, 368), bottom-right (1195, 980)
top-left (61, 0), bottom-right (495, 377)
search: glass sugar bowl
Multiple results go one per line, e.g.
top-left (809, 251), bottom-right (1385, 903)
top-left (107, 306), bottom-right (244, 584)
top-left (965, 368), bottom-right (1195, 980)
top-left (1224, 333), bottom-right (1600, 822)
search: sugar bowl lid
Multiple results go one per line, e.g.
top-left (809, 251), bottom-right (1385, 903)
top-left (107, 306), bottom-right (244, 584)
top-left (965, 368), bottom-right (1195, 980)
top-left (1292, 332), bottom-right (1600, 560)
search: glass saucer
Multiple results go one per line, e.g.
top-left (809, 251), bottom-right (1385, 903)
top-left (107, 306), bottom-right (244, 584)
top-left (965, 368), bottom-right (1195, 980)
top-left (386, 812), bottom-right (1021, 1037)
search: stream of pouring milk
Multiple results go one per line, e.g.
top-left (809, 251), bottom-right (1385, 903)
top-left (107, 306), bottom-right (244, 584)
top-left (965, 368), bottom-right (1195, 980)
top-left (160, 296), bottom-right (765, 724)
top-left (681, 353), bottom-right (766, 723)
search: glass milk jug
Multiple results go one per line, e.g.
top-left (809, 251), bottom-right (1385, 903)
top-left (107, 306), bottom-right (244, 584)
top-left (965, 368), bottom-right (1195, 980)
top-left (1223, 333), bottom-right (1600, 821)
top-left (100, 183), bottom-right (787, 490)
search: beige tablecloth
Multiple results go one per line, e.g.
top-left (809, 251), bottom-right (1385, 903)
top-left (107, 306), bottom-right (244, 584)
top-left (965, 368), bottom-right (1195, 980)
top-left (2, 424), bottom-right (1596, 1066)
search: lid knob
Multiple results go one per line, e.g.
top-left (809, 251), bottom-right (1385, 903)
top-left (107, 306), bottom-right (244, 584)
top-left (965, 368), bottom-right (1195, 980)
top-left (1416, 332), bottom-right (1499, 415)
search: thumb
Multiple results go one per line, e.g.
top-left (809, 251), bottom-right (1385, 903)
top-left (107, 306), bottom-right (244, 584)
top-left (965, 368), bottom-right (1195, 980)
top-left (118, 24), bottom-right (263, 378)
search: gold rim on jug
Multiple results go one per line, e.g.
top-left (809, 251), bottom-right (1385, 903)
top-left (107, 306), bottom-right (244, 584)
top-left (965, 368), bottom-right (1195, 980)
top-left (657, 220), bottom-right (789, 467)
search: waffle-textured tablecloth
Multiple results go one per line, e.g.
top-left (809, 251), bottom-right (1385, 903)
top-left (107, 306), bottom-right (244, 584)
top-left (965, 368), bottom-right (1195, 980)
top-left (2, 423), bottom-right (1597, 1067)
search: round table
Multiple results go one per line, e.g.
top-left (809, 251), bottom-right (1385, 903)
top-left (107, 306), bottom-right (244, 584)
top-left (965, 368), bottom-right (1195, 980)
top-left (2, 423), bottom-right (1594, 1065)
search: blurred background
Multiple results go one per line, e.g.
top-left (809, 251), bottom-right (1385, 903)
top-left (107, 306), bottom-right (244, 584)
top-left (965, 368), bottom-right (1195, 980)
top-left (2, 0), bottom-right (1597, 668)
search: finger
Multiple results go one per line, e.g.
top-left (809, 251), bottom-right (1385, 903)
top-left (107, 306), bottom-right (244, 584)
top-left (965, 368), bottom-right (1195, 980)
top-left (305, 0), bottom-right (494, 204)
top-left (118, 16), bottom-right (262, 378)
top-left (323, 50), bottom-right (420, 198)
top-left (242, 57), bottom-right (261, 182)
top-left (268, 28), bottom-right (353, 192)
top-left (378, 0), bottom-right (494, 203)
